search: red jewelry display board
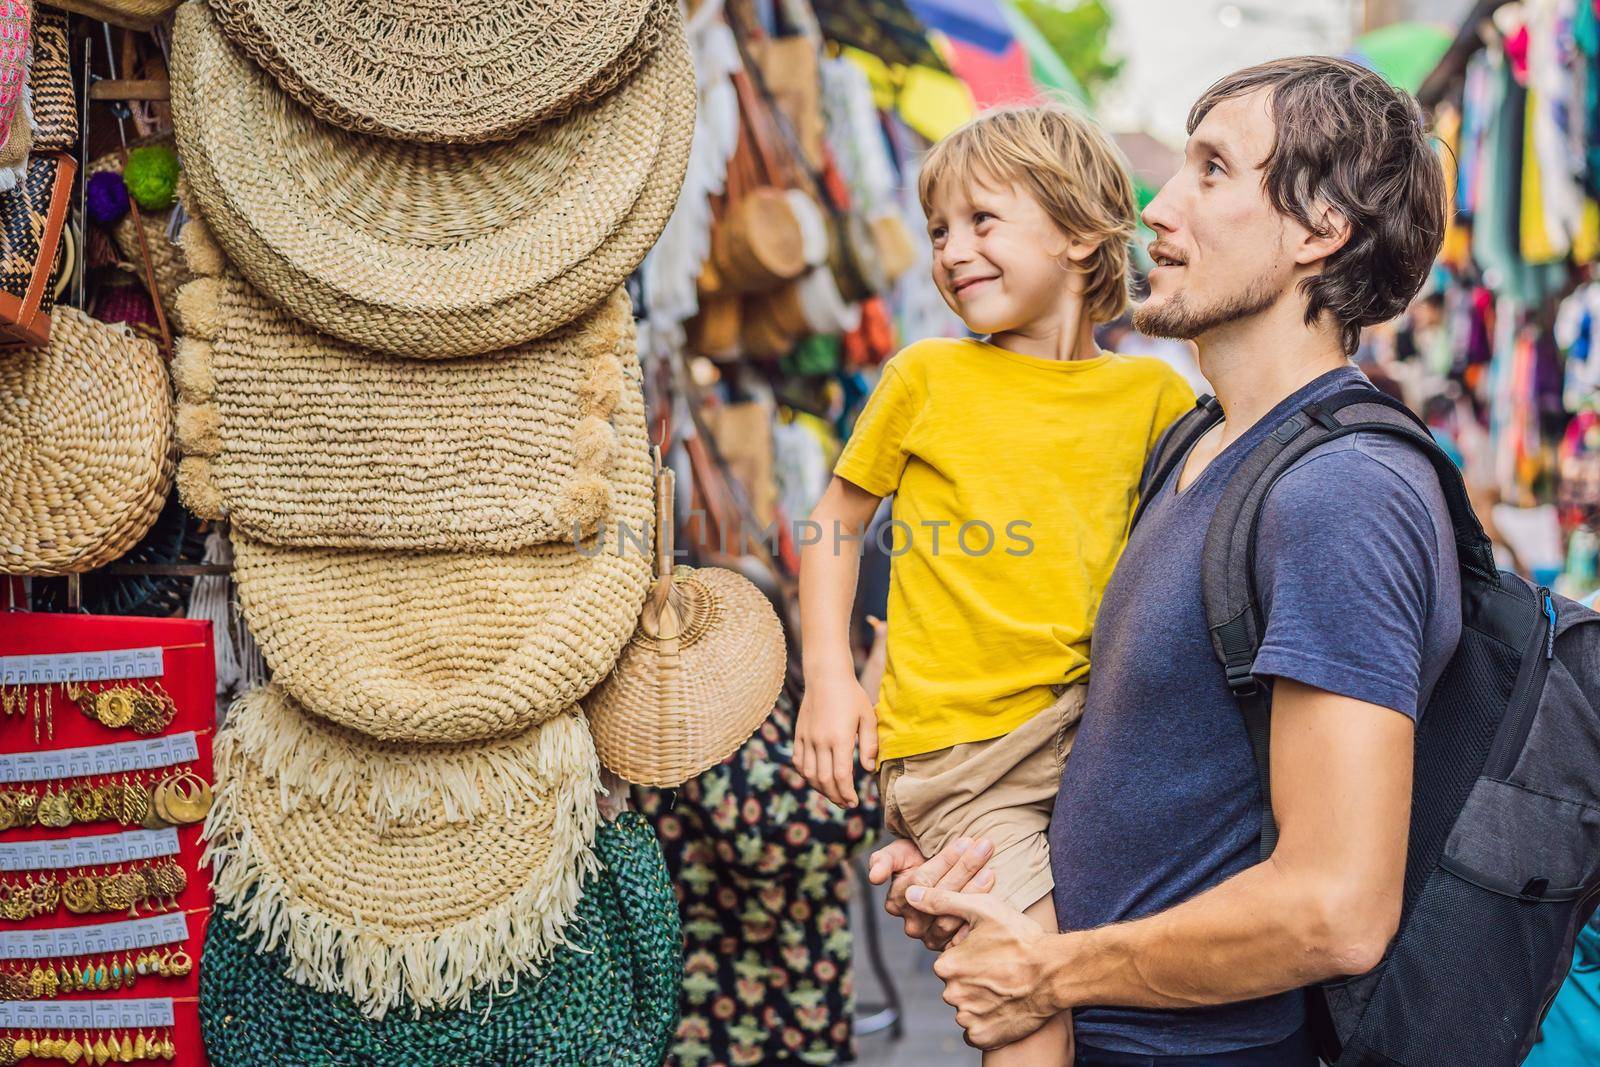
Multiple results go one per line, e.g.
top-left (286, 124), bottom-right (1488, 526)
top-left (0, 612), bottom-right (215, 1067)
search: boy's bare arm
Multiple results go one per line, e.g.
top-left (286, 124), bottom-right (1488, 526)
top-left (796, 476), bottom-right (882, 806)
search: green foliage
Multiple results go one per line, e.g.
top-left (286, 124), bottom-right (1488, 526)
top-left (1014, 0), bottom-right (1124, 101)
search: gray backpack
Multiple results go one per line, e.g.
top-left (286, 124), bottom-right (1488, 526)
top-left (1137, 386), bottom-right (1600, 1066)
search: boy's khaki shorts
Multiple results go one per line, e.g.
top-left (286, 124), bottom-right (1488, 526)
top-left (877, 682), bottom-right (1086, 913)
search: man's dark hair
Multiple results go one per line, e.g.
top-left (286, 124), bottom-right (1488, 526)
top-left (1188, 57), bottom-right (1449, 355)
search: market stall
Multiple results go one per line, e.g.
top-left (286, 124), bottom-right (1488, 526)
top-left (1392, 0), bottom-right (1600, 603)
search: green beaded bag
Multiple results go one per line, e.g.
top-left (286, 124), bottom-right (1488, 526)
top-left (199, 812), bottom-right (682, 1067)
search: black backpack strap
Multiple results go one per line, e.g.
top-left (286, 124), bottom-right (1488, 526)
top-left (1202, 385), bottom-right (1497, 860)
top-left (1132, 394), bottom-right (1223, 529)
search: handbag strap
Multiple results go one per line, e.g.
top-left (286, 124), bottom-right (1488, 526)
top-left (119, 152), bottom-right (173, 360)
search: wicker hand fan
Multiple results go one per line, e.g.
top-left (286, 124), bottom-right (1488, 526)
top-left (584, 457), bottom-right (786, 788)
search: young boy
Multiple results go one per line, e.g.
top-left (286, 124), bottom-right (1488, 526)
top-left (796, 105), bottom-right (1195, 1065)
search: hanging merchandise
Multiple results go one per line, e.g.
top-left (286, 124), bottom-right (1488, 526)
top-left (202, 685), bottom-right (600, 1018)
top-left (219, 350), bottom-right (654, 743)
top-left (168, 0), bottom-right (695, 358)
top-left (585, 465), bottom-right (785, 788)
top-left (29, 498), bottom-right (209, 617)
top-left (199, 813), bottom-right (679, 1066)
top-left (0, 7), bottom-right (77, 350)
top-left (0, 612), bottom-right (218, 1066)
top-left (0, 307), bottom-right (173, 576)
top-left (203, 0), bottom-right (669, 145)
top-left (170, 252), bottom-right (635, 552)
top-left (85, 134), bottom-right (194, 325)
top-left (50, 0), bottom-right (176, 30)
top-left (0, 1), bottom-right (29, 195)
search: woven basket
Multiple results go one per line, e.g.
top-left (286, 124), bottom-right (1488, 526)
top-left (685, 291), bottom-right (740, 361)
top-left (584, 466), bottom-right (786, 788)
top-left (710, 187), bottom-right (806, 294)
top-left (200, 811), bottom-right (680, 1065)
top-left (28, 9), bottom-right (73, 150)
top-left (172, 252), bottom-right (635, 551)
top-left (228, 350), bottom-right (656, 743)
top-left (170, 0), bottom-right (695, 359)
top-left (872, 213), bottom-right (919, 285)
top-left (0, 307), bottom-right (174, 576)
top-left (30, 495), bottom-right (208, 616)
top-left (49, 0), bottom-right (178, 30)
top-left (204, 685), bottom-right (602, 1019)
top-left (204, 0), bottom-right (666, 145)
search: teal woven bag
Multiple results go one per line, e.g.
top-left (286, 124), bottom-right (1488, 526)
top-left (199, 812), bottom-right (682, 1067)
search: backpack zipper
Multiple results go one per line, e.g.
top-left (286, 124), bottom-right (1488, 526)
top-left (1484, 587), bottom-right (1557, 781)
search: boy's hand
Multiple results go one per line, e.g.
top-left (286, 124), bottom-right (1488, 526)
top-left (795, 673), bottom-right (878, 807)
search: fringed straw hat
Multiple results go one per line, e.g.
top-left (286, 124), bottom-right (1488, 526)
top-left (227, 347), bottom-right (656, 743)
top-left (0, 307), bottom-right (174, 576)
top-left (200, 812), bottom-right (680, 1058)
top-left (170, 0), bottom-right (696, 359)
top-left (171, 227), bottom-right (635, 551)
top-left (204, 685), bottom-right (601, 1020)
top-left (585, 466), bottom-right (787, 787)
top-left (204, 0), bottom-right (668, 145)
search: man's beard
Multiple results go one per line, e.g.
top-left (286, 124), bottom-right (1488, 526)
top-left (1132, 273), bottom-right (1280, 340)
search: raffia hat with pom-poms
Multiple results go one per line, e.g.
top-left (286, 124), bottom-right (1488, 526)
top-left (170, 218), bottom-right (635, 552)
top-left (204, 684), bottom-right (602, 1020)
top-left (0, 307), bottom-right (174, 576)
top-left (202, 0), bottom-right (669, 145)
top-left (169, 0), bottom-right (696, 359)
top-left (223, 342), bottom-right (656, 744)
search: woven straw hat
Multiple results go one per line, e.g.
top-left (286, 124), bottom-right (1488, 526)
top-left (170, 0), bottom-right (696, 359)
top-left (228, 349), bottom-right (656, 743)
top-left (171, 244), bottom-right (635, 551)
top-left (204, 0), bottom-right (666, 145)
top-left (585, 467), bottom-right (786, 787)
top-left (205, 684), bottom-right (601, 1019)
top-left (0, 307), bottom-right (174, 576)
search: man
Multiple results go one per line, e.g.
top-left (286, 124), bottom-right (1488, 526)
top-left (869, 57), bottom-right (1457, 1065)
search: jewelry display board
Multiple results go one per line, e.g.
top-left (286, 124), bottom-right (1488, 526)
top-left (0, 614), bottom-right (214, 1067)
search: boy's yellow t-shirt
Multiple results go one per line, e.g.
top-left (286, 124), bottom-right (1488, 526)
top-left (834, 337), bottom-right (1196, 760)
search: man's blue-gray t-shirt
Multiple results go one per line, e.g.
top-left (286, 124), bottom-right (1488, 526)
top-left (1048, 367), bottom-right (1462, 1055)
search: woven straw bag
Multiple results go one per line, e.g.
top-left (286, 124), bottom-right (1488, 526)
top-left (28, 9), bottom-right (73, 150)
top-left (204, 685), bottom-right (601, 1019)
top-left (170, 0), bottom-right (695, 359)
top-left (204, 0), bottom-right (667, 145)
top-left (200, 811), bottom-right (680, 1065)
top-left (171, 235), bottom-right (635, 551)
top-left (585, 464), bottom-right (786, 788)
top-left (710, 187), bottom-right (806, 294)
top-left (0, 307), bottom-right (173, 576)
top-left (228, 350), bottom-right (655, 744)
top-left (49, 0), bottom-right (178, 30)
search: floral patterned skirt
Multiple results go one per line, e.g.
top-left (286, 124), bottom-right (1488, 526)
top-left (638, 684), bottom-right (881, 1067)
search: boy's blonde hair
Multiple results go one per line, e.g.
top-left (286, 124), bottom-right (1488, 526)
top-left (918, 104), bottom-right (1136, 324)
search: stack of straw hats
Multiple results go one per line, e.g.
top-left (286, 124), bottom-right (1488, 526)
top-left (164, 0), bottom-right (698, 1031)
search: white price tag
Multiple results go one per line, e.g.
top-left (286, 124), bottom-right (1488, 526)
top-left (0, 648), bottom-right (165, 686)
top-left (0, 733), bottom-right (203, 784)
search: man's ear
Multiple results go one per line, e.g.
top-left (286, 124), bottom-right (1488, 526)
top-left (1294, 203), bottom-right (1351, 267)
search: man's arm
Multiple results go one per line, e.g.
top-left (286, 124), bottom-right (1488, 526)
top-left (913, 678), bottom-right (1412, 1048)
